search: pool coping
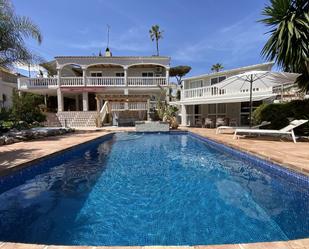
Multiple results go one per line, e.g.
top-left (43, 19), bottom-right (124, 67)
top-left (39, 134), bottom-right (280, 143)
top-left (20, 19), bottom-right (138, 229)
top-left (0, 130), bottom-right (308, 249)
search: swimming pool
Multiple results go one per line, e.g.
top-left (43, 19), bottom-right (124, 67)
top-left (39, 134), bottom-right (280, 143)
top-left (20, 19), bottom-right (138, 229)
top-left (0, 132), bottom-right (308, 246)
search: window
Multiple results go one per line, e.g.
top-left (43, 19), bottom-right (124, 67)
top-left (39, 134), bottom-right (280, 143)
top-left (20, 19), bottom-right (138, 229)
top-left (115, 72), bottom-right (124, 77)
top-left (142, 72), bottom-right (154, 77)
top-left (219, 76), bottom-right (226, 82)
top-left (210, 75), bottom-right (226, 85)
top-left (211, 78), bottom-right (218, 85)
top-left (90, 72), bottom-right (102, 77)
top-left (208, 104), bottom-right (216, 114)
top-left (217, 103), bottom-right (226, 114)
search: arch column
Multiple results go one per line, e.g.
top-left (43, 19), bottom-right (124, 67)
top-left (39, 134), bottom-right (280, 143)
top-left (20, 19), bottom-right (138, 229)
top-left (165, 67), bottom-right (170, 85)
top-left (181, 104), bottom-right (187, 126)
top-left (57, 88), bottom-right (63, 112)
top-left (124, 66), bottom-right (128, 86)
top-left (82, 92), bottom-right (89, 111)
top-left (82, 67), bottom-right (87, 86)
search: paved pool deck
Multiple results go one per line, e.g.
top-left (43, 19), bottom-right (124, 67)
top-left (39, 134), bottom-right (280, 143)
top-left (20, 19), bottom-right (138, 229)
top-left (0, 127), bottom-right (308, 248)
top-left (0, 130), bottom-right (110, 176)
top-left (183, 127), bottom-right (309, 176)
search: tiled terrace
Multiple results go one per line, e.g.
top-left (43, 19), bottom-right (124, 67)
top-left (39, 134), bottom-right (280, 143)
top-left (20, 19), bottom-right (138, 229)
top-left (0, 131), bottom-right (109, 176)
top-left (183, 127), bottom-right (309, 176)
top-left (0, 127), bottom-right (308, 248)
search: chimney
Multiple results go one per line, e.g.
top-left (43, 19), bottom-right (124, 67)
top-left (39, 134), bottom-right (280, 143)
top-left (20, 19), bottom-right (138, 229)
top-left (105, 47), bottom-right (112, 57)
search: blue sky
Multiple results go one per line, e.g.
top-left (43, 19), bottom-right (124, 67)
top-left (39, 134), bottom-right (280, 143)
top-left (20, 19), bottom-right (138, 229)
top-left (12, 0), bottom-right (272, 77)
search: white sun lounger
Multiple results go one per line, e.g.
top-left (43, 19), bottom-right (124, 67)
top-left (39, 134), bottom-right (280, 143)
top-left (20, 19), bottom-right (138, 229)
top-left (216, 121), bottom-right (271, 134)
top-left (233, 119), bottom-right (308, 143)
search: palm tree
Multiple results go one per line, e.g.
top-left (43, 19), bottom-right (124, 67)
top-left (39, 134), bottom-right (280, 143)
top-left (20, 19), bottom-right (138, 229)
top-left (149, 25), bottom-right (163, 56)
top-left (260, 0), bottom-right (309, 91)
top-left (211, 63), bottom-right (224, 72)
top-left (0, 0), bottom-right (43, 68)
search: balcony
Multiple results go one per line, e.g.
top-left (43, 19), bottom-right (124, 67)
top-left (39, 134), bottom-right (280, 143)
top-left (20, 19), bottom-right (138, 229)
top-left (181, 85), bottom-right (275, 103)
top-left (18, 76), bottom-right (167, 90)
top-left (110, 102), bottom-right (148, 111)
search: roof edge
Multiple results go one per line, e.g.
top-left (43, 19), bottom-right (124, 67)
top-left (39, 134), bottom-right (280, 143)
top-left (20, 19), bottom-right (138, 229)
top-left (183, 62), bottom-right (275, 81)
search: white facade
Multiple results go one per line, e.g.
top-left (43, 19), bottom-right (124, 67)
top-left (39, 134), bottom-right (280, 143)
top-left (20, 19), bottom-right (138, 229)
top-left (175, 62), bottom-right (281, 127)
top-left (17, 55), bottom-right (171, 126)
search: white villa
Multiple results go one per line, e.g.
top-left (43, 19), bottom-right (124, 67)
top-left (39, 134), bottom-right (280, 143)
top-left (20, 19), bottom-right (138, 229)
top-left (176, 62), bottom-right (289, 127)
top-left (18, 50), bottom-right (170, 127)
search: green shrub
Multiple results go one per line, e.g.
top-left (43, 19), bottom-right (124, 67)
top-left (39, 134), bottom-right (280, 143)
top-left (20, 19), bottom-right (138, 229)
top-left (11, 91), bottom-right (46, 125)
top-left (253, 99), bottom-right (309, 135)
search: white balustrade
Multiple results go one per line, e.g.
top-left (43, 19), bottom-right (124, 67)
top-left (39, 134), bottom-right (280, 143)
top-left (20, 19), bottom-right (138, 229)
top-left (87, 77), bottom-right (125, 86)
top-left (128, 102), bottom-right (147, 110)
top-left (183, 86), bottom-right (274, 100)
top-left (128, 77), bottom-right (166, 86)
top-left (18, 76), bottom-right (166, 90)
top-left (110, 102), bottom-right (148, 111)
top-left (60, 77), bottom-right (83, 86)
top-left (110, 102), bottom-right (125, 111)
top-left (18, 77), bottom-right (58, 89)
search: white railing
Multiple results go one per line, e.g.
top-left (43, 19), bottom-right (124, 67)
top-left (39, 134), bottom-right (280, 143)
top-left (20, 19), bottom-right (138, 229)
top-left (99, 101), bottom-right (109, 123)
top-left (128, 102), bottom-right (147, 110)
top-left (183, 86), bottom-right (274, 100)
top-left (110, 102), bottom-right (125, 111)
top-left (87, 77), bottom-right (125, 86)
top-left (110, 102), bottom-right (148, 111)
top-left (128, 77), bottom-right (166, 86)
top-left (60, 77), bottom-right (83, 87)
top-left (18, 76), bottom-right (167, 89)
top-left (18, 77), bottom-right (58, 89)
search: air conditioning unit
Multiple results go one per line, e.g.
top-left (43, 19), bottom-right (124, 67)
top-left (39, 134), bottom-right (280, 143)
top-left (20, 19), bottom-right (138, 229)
top-left (156, 67), bottom-right (163, 73)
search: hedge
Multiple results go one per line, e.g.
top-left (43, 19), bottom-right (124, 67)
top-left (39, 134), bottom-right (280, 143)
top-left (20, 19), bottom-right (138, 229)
top-left (252, 99), bottom-right (309, 135)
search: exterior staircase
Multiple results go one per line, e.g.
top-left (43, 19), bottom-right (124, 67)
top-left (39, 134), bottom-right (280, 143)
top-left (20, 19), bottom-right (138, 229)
top-left (42, 112), bottom-right (62, 127)
top-left (57, 111), bottom-right (98, 128)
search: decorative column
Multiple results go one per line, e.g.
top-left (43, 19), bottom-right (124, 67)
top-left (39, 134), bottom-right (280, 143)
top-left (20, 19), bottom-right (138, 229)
top-left (165, 67), bottom-right (170, 85)
top-left (82, 67), bottom-right (87, 86)
top-left (57, 88), bottom-right (63, 112)
top-left (82, 92), bottom-right (89, 111)
top-left (124, 66), bottom-right (128, 86)
top-left (181, 104), bottom-right (187, 126)
top-left (96, 95), bottom-right (101, 112)
top-left (57, 68), bottom-right (61, 87)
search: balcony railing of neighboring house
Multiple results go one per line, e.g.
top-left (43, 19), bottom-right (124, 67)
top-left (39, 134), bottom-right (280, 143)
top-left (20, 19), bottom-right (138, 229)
top-left (87, 77), bottom-right (125, 86)
top-left (182, 85), bottom-right (274, 100)
top-left (18, 77), bottom-right (58, 89)
top-left (18, 76), bottom-right (167, 89)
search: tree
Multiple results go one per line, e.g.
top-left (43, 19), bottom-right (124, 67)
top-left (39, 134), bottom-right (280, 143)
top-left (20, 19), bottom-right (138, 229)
top-left (169, 65), bottom-right (191, 85)
top-left (211, 63), bottom-right (224, 72)
top-left (260, 0), bottom-right (309, 91)
top-left (149, 25), bottom-right (163, 56)
top-left (0, 0), bottom-right (43, 67)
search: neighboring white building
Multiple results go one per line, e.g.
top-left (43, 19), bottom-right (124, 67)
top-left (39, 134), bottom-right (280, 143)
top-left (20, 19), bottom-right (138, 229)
top-left (175, 62), bottom-right (288, 127)
top-left (18, 51), bottom-right (171, 127)
top-left (0, 67), bottom-right (18, 109)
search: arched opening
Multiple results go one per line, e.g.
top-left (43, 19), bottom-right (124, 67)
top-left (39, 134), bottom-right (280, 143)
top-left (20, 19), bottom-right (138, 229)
top-left (86, 64), bottom-right (124, 77)
top-left (127, 64), bottom-right (167, 86)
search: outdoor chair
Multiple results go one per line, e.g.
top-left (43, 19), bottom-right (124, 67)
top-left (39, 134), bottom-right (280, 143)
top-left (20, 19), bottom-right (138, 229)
top-left (233, 119), bottom-right (308, 143)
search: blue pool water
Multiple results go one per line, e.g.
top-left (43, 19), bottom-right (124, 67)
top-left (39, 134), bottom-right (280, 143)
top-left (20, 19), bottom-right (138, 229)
top-left (0, 132), bottom-right (308, 246)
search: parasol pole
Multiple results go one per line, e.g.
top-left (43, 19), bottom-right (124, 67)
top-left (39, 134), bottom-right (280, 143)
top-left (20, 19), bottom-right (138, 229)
top-left (249, 74), bottom-right (253, 128)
